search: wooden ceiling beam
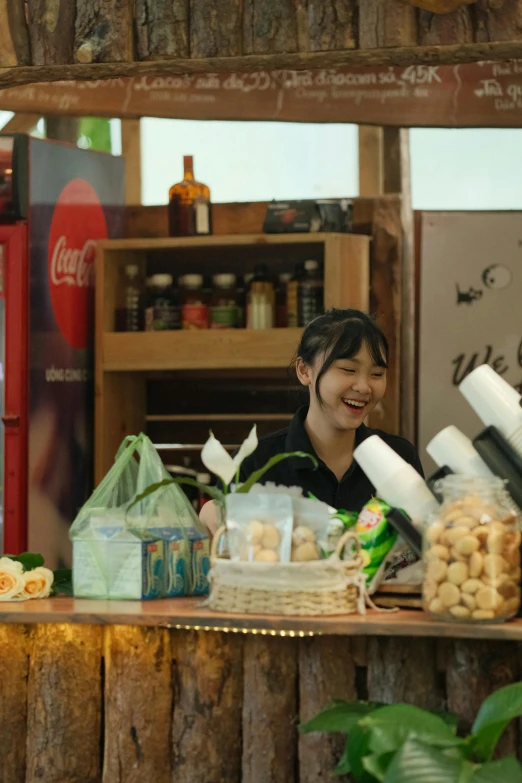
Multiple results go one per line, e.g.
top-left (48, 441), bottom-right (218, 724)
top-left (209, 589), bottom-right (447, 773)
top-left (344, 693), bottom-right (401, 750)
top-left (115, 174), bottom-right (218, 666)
top-left (1, 38), bottom-right (522, 91)
top-left (0, 112), bottom-right (41, 133)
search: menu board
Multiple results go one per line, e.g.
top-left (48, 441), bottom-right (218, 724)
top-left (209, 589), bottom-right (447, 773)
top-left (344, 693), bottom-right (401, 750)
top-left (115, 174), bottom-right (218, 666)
top-left (418, 212), bottom-right (522, 473)
top-left (1, 60), bottom-right (522, 126)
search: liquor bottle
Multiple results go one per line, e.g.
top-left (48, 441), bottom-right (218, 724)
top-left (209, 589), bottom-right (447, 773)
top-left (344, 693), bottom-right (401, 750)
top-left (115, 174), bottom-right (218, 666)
top-left (298, 260), bottom-right (324, 327)
top-left (168, 155), bottom-right (212, 237)
top-left (115, 263), bottom-right (143, 332)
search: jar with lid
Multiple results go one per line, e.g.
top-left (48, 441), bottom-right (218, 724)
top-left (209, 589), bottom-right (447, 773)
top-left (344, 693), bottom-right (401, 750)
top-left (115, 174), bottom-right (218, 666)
top-left (246, 264), bottom-right (274, 330)
top-left (181, 274), bottom-right (209, 329)
top-left (144, 274), bottom-right (181, 331)
top-left (423, 475), bottom-right (520, 623)
top-left (210, 274), bottom-right (239, 329)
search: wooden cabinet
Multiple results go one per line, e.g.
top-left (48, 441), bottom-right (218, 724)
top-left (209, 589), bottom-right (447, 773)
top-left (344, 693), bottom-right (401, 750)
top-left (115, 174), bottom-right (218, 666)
top-left (95, 233), bottom-right (370, 482)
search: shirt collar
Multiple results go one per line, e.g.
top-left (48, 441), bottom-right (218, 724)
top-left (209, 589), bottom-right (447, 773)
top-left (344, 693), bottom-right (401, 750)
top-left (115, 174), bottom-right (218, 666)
top-left (285, 406), bottom-right (372, 470)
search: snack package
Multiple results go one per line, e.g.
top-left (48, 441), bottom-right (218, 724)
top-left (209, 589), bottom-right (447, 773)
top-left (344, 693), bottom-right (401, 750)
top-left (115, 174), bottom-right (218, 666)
top-left (226, 493), bottom-right (293, 563)
top-left (355, 498), bottom-right (398, 593)
top-left (70, 434), bottom-right (209, 599)
top-left (291, 497), bottom-right (331, 561)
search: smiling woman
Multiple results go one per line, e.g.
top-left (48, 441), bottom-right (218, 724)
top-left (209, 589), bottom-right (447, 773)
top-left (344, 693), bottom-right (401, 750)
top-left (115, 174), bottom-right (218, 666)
top-left (234, 309), bottom-right (423, 513)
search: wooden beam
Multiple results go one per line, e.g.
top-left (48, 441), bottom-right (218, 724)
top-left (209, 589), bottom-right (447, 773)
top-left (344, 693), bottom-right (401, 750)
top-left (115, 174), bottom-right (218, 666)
top-left (358, 126), bottom-right (384, 197)
top-left (0, 112), bottom-right (41, 133)
top-left (121, 119), bottom-right (142, 205)
top-left (2, 39), bottom-right (522, 90)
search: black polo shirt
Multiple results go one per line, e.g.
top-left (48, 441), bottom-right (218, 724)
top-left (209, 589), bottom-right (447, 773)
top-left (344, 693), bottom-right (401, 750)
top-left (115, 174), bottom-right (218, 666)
top-left (238, 406), bottom-right (424, 512)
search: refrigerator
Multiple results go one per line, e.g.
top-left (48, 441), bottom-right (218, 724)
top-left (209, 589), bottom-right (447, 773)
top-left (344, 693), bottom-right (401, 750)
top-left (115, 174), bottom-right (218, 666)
top-left (418, 211), bottom-right (522, 474)
top-left (0, 134), bottom-right (125, 567)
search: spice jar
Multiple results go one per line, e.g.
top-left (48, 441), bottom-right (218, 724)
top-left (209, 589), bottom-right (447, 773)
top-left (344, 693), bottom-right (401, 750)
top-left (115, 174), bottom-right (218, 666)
top-left (144, 274), bottom-right (181, 331)
top-left (210, 273), bottom-right (239, 329)
top-left (181, 274), bottom-right (209, 329)
top-left (423, 475), bottom-right (520, 623)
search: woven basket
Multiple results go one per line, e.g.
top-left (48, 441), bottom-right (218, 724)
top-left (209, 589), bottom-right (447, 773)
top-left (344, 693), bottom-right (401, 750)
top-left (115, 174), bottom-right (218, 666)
top-left (206, 527), bottom-right (367, 616)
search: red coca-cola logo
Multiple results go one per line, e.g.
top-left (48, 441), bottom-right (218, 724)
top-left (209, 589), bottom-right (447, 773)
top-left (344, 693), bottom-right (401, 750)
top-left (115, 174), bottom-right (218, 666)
top-left (48, 178), bottom-right (107, 350)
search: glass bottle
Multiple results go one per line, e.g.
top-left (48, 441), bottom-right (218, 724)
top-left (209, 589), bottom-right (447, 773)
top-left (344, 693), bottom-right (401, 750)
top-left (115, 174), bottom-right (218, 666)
top-left (168, 155), bottom-right (212, 237)
top-left (210, 274), bottom-right (239, 329)
top-left (298, 259), bottom-right (324, 327)
top-left (287, 261), bottom-right (305, 328)
top-left (246, 264), bottom-right (274, 330)
top-left (423, 475), bottom-right (520, 623)
top-left (276, 272), bottom-right (291, 328)
top-left (115, 263), bottom-right (143, 332)
top-left (144, 274), bottom-right (181, 331)
top-left (181, 274), bottom-right (209, 329)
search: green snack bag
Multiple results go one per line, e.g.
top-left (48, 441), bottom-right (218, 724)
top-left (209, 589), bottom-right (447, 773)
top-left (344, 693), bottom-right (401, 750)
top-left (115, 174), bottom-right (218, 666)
top-left (355, 497), bottom-right (398, 587)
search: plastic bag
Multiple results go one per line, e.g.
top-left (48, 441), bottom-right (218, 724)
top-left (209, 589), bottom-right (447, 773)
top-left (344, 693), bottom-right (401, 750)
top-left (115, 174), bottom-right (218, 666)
top-left (70, 434), bottom-right (209, 599)
top-left (226, 493), bottom-right (294, 563)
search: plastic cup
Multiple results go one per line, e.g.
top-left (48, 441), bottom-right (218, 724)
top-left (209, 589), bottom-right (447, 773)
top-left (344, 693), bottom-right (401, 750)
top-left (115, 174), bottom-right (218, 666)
top-left (460, 366), bottom-right (522, 457)
top-left (427, 425), bottom-right (493, 478)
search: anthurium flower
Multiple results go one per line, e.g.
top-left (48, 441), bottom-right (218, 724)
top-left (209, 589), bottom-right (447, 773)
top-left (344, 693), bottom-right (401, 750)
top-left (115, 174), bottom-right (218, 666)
top-left (201, 425), bottom-right (258, 487)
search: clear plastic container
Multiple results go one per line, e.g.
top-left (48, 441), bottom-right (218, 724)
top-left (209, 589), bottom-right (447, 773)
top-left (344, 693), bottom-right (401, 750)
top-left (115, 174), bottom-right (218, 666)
top-left (423, 475), bottom-right (520, 623)
top-left (181, 273), bottom-right (209, 329)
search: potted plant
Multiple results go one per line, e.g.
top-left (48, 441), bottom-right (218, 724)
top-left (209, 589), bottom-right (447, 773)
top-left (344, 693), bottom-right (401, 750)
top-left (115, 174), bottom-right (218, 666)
top-left (299, 682), bottom-right (522, 781)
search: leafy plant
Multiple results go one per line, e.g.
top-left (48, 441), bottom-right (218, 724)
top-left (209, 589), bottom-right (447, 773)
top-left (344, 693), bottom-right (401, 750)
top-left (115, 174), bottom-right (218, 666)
top-left (299, 684), bottom-right (522, 782)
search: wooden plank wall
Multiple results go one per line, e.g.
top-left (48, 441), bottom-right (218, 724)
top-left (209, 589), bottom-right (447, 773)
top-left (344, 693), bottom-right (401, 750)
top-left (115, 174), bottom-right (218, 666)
top-left (124, 199), bottom-right (405, 436)
top-left (1, 0), bottom-right (521, 74)
top-left (0, 624), bottom-right (520, 781)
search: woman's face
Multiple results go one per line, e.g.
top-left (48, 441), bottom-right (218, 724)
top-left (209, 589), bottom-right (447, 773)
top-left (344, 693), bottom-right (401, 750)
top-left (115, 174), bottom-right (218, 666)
top-left (297, 343), bottom-right (387, 431)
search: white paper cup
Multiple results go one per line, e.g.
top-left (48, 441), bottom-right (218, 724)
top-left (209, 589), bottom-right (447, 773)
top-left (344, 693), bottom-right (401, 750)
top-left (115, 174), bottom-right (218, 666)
top-left (427, 425), bottom-right (493, 478)
top-left (460, 365), bottom-right (522, 439)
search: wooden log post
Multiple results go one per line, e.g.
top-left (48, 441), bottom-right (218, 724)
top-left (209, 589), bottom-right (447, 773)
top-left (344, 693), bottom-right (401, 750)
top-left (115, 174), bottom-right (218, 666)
top-left (475, 0), bottom-right (522, 43)
top-left (243, 0), bottom-right (299, 54)
top-left (0, 0), bottom-right (31, 67)
top-left (190, 0), bottom-right (242, 57)
top-left (26, 624), bottom-right (103, 783)
top-left (121, 119), bottom-right (142, 205)
top-left (367, 636), bottom-right (442, 711)
top-left (135, 0), bottom-right (189, 59)
top-left (27, 0), bottom-right (76, 65)
top-left (242, 635), bottom-right (298, 783)
top-left (298, 636), bottom-right (357, 783)
top-left (307, 0), bottom-right (357, 51)
top-left (46, 116), bottom-right (79, 144)
top-left (75, 0), bottom-right (134, 63)
top-left (418, 6), bottom-right (474, 45)
top-left (0, 625), bottom-right (29, 783)
top-left (103, 626), bottom-right (172, 783)
top-left (446, 640), bottom-right (520, 758)
top-left (172, 630), bottom-right (243, 782)
top-left (358, 0), bottom-right (418, 49)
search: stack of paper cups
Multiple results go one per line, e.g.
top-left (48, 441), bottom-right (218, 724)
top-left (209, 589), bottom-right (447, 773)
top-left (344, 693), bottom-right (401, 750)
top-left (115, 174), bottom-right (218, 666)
top-left (460, 365), bottom-right (522, 459)
top-left (427, 425), bottom-right (493, 477)
top-left (354, 435), bottom-right (439, 528)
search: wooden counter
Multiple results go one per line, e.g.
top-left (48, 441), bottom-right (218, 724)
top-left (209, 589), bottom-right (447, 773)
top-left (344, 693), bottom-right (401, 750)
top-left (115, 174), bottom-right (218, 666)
top-left (1, 599), bottom-right (522, 783)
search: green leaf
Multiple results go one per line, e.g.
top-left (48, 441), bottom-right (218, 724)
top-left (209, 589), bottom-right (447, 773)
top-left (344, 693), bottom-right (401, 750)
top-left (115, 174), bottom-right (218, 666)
top-left (362, 752), bottom-right (396, 782)
top-left (128, 476), bottom-right (224, 512)
top-left (51, 569), bottom-right (73, 597)
top-left (470, 756), bottom-right (522, 783)
top-left (299, 700), bottom-right (382, 734)
top-left (348, 722), bottom-right (378, 783)
top-left (237, 451), bottom-right (317, 494)
top-left (334, 739), bottom-right (351, 775)
top-left (362, 704), bottom-right (460, 757)
top-left (4, 552), bottom-right (45, 570)
top-left (383, 739), bottom-right (473, 783)
top-left (471, 683), bottom-right (522, 762)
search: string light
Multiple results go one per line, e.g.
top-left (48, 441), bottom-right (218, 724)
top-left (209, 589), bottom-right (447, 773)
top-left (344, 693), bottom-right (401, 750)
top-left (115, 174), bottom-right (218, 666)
top-left (168, 623), bottom-right (318, 637)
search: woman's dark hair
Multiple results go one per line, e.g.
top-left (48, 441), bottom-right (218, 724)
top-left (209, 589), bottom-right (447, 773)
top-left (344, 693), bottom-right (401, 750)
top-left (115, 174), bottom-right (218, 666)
top-left (295, 309), bottom-right (389, 404)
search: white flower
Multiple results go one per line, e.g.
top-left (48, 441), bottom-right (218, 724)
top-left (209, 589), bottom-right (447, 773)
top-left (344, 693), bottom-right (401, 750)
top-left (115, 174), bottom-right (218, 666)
top-left (201, 425), bottom-right (258, 486)
top-left (19, 567), bottom-right (54, 600)
top-left (0, 557), bottom-right (25, 600)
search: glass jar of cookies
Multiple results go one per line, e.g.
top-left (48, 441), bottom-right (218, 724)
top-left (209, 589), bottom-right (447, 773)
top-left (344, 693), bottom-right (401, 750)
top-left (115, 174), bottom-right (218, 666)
top-left (423, 476), bottom-right (520, 623)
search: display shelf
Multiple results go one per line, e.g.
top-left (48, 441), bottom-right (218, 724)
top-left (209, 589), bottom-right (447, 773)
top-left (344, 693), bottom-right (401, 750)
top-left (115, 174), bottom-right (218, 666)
top-left (95, 232), bottom-right (370, 481)
top-left (102, 327), bottom-right (303, 371)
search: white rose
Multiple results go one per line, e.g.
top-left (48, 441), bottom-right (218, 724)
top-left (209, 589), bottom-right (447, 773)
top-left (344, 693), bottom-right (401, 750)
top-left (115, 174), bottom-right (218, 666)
top-left (0, 557), bottom-right (25, 600)
top-left (19, 566), bottom-right (54, 599)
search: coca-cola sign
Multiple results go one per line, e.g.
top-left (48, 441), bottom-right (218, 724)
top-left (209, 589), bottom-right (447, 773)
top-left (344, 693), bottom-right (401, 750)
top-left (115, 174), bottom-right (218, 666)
top-left (48, 178), bottom-right (107, 350)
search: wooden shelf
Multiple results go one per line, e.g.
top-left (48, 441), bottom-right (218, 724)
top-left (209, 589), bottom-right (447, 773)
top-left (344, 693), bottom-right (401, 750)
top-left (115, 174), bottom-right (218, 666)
top-left (102, 328), bottom-right (303, 371)
top-left (2, 597), bottom-right (522, 641)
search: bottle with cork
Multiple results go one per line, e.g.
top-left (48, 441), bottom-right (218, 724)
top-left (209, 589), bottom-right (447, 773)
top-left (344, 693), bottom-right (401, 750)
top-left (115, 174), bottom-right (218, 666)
top-left (168, 156), bottom-right (212, 237)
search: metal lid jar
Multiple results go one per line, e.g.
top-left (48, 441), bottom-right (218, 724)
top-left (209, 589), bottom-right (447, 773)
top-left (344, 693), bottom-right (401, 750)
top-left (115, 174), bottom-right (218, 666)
top-left (422, 475), bottom-right (520, 623)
